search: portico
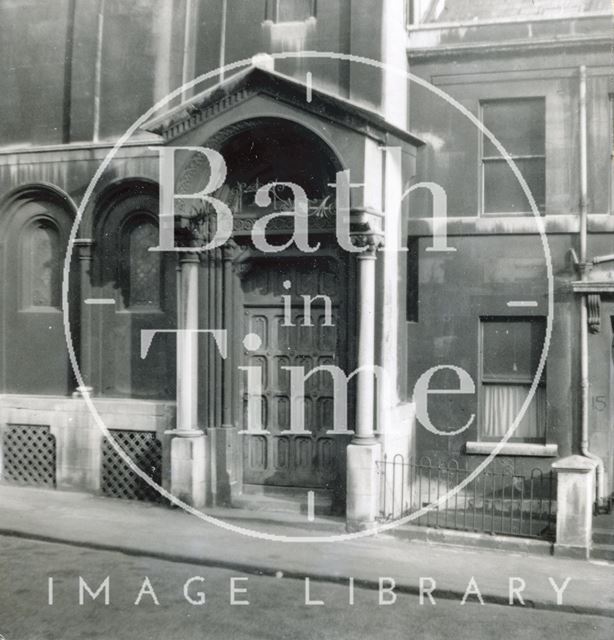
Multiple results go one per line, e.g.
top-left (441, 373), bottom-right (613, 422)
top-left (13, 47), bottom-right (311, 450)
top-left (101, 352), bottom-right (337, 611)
top-left (144, 62), bottom-right (422, 527)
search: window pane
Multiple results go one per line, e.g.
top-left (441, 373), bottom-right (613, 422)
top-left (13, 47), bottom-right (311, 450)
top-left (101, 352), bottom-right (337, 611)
top-left (406, 237), bottom-right (419, 322)
top-left (483, 157), bottom-right (545, 214)
top-left (482, 320), bottom-right (545, 383)
top-left (482, 384), bottom-right (546, 440)
top-left (274, 0), bottom-right (314, 21)
top-left (128, 221), bottom-right (160, 308)
top-left (23, 221), bottom-right (61, 308)
top-left (483, 98), bottom-right (545, 157)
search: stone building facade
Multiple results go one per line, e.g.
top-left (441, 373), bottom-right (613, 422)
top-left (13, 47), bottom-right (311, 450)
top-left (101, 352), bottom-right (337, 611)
top-left (0, 0), bottom-right (612, 541)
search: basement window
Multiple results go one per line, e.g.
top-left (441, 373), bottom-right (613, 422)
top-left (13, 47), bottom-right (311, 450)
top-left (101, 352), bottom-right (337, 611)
top-left (480, 317), bottom-right (547, 443)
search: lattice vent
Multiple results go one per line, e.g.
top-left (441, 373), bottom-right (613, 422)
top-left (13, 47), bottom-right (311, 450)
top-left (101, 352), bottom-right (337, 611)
top-left (1, 424), bottom-right (56, 487)
top-left (101, 430), bottom-right (162, 502)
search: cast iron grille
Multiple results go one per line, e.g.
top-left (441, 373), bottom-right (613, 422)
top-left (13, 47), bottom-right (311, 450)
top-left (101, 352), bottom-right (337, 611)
top-left (1, 424), bottom-right (56, 487)
top-left (101, 430), bottom-right (162, 502)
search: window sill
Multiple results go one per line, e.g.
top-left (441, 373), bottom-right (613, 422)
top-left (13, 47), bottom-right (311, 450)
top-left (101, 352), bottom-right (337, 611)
top-left (465, 442), bottom-right (558, 457)
top-left (19, 307), bottom-right (62, 314)
top-left (262, 17), bottom-right (317, 26)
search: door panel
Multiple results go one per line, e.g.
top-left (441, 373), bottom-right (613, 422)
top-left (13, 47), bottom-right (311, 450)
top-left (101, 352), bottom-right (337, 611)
top-left (241, 257), bottom-right (350, 489)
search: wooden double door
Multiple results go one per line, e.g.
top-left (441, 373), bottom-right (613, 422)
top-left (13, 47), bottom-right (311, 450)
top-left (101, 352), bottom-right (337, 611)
top-left (241, 254), bottom-right (353, 490)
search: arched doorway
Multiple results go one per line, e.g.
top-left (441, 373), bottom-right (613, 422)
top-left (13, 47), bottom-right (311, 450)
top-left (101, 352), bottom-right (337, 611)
top-left (213, 118), bottom-right (355, 494)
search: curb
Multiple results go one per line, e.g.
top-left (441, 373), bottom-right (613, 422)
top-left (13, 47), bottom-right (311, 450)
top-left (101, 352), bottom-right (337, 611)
top-left (2, 528), bottom-right (613, 619)
top-left (390, 523), bottom-right (554, 556)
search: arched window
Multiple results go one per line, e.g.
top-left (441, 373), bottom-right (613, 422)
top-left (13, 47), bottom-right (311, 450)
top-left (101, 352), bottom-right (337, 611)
top-left (123, 216), bottom-right (161, 309)
top-left (21, 219), bottom-right (61, 309)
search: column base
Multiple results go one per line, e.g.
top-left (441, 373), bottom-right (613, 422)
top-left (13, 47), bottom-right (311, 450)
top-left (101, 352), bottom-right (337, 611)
top-left (165, 428), bottom-right (204, 438)
top-left (350, 434), bottom-right (378, 446)
top-left (345, 441), bottom-right (381, 532)
top-left (169, 433), bottom-right (207, 508)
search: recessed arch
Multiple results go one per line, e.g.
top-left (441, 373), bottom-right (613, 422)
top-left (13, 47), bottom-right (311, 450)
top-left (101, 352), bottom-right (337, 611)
top-left (91, 180), bottom-right (175, 400)
top-left (0, 184), bottom-right (77, 395)
top-left (203, 115), bottom-right (344, 174)
top-left (89, 177), bottom-right (159, 238)
top-left (174, 116), bottom-right (344, 221)
top-left (0, 182), bottom-right (76, 231)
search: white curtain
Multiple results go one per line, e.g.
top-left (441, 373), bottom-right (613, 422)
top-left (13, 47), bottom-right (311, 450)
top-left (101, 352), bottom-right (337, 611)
top-left (483, 384), bottom-right (546, 440)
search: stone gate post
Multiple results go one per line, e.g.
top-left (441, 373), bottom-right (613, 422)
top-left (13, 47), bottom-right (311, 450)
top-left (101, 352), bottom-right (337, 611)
top-left (552, 455), bottom-right (597, 558)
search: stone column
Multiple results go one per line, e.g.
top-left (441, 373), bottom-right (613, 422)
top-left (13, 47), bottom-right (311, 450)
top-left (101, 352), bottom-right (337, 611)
top-left (355, 243), bottom-right (377, 443)
top-left (221, 244), bottom-right (236, 428)
top-left (167, 253), bottom-right (206, 507)
top-left (177, 254), bottom-right (200, 434)
top-left (207, 242), bottom-right (239, 506)
top-left (346, 235), bottom-right (382, 531)
top-left (552, 455), bottom-right (597, 559)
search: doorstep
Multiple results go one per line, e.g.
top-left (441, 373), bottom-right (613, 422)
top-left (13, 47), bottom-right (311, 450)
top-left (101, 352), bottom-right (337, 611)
top-left (232, 484), bottom-right (335, 517)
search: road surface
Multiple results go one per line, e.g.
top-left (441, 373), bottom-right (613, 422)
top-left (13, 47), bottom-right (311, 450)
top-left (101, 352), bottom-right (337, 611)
top-left (0, 536), bottom-right (612, 640)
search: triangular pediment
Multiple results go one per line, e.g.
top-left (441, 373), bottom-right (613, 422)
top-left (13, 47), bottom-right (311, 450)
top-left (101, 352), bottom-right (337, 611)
top-left (143, 64), bottom-right (423, 147)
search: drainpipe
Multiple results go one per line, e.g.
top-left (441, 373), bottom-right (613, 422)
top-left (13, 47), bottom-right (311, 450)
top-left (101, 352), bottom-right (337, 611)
top-left (578, 64), bottom-right (606, 509)
top-left (92, 0), bottom-right (105, 143)
top-left (181, 0), bottom-right (198, 102)
top-left (219, 0), bottom-right (228, 82)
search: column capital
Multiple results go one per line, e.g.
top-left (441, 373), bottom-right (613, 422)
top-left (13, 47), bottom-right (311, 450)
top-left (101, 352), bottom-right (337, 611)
top-left (352, 232), bottom-right (384, 257)
top-left (221, 239), bottom-right (242, 262)
top-left (179, 252), bottom-right (201, 265)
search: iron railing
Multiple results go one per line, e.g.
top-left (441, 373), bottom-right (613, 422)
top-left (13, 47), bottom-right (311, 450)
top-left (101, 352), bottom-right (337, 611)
top-left (377, 455), bottom-right (556, 540)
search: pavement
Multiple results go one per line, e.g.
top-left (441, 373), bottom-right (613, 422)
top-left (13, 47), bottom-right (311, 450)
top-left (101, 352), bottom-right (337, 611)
top-left (0, 484), bottom-right (613, 618)
top-left (4, 537), bottom-right (613, 640)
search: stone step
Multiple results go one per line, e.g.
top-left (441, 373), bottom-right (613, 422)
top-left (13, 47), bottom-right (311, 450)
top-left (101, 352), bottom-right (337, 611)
top-left (593, 528), bottom-right (614, 545)
top-left (233, 484), bottom-right (333, 516)
top-left (592, 507), bottom-right (614, 545)
top-left (591, 543), bottom-right (614, 562)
